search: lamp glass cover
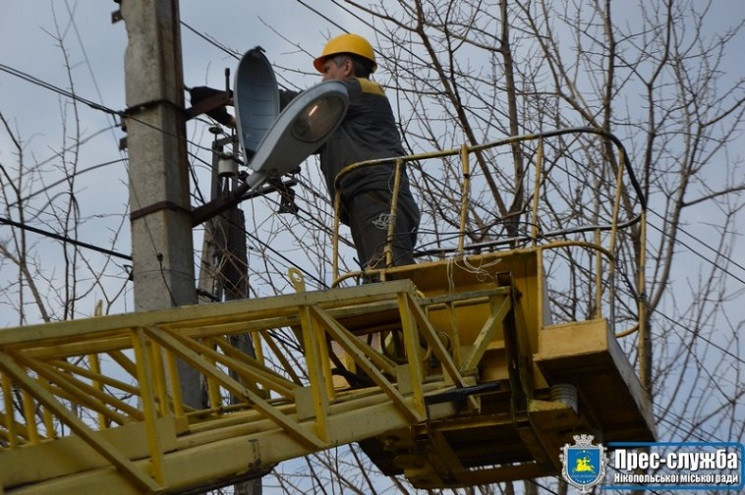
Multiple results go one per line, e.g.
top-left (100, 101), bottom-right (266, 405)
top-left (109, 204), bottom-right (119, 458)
top-left (291, 96), bottom-right (347, 143)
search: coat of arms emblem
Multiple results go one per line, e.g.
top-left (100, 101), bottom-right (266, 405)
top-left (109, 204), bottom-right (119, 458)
top-left (560, 434), bottom-right (608, 493)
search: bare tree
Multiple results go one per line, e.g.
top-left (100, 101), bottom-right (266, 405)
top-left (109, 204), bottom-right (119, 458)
top-left (255, 0), bottom-right (745, 492)
top-left (1, 11), bottom-right (130, 326)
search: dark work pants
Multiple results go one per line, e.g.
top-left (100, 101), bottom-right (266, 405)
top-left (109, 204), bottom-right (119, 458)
top-left (345, 188), bottom-right (420, 270)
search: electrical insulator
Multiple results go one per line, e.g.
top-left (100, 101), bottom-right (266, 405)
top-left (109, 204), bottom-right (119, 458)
top-left (218, 154), bottom-right (238, 178)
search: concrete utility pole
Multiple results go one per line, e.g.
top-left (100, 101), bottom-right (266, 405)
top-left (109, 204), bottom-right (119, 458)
top-left (122, 0), bottom-right (201, 407)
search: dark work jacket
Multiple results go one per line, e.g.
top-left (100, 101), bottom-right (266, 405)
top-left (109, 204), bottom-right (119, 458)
top-left (320, 77), bottom-right (406, 200)
top-left (282, 77), bottom-right (409, 206)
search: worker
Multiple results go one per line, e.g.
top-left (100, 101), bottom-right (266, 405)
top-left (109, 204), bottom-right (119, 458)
top-left (190, 34), bottom-right (420, 273)
top-left (308, 33), bottom-right (420, 272)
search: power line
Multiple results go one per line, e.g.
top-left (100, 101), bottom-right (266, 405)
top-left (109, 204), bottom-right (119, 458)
top-left (0, 215), bottom-right (131, 261)
top-left (654, 409), bottom-right (740, 444)
top-left (179, 19), bottom-right (300, 95)
top-left (653, 308), bottom-right (745, 367)
top-left (291, 1), bottom-right (347, 32)
top-left (0, 63), bottom-right (123, 117)
top-left (648, 209), bottom-right (745, 286)
top-left (0, 61), bottom-right (210, 151)
top-left (0, 124), bottom-right (325, 293)
top-left (1, 55), bottom-right (277, 292)
top-left (180, 20), bottom-right (240, 60)
top-left (6, 158), bottom-right (128, 209)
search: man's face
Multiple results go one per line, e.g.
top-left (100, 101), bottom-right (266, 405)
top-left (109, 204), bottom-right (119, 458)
top-left (321, 58), bottom-right (352, 82)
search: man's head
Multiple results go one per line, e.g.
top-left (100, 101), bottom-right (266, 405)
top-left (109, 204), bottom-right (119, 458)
top-left (313, 33), bottom-right (377, 81)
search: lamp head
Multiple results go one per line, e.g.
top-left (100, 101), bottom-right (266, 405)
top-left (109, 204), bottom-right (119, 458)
top-left (242, 80), bottom-right (349, 186)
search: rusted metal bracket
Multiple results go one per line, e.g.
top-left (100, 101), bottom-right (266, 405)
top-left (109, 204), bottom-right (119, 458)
top-left (130, 201), bottom-right (191, 222)
top-left (191, 178), bottom-right (298, 226)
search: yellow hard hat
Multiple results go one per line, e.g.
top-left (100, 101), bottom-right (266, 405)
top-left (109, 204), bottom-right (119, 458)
top-left (313, 33), bottom-right (377, 73)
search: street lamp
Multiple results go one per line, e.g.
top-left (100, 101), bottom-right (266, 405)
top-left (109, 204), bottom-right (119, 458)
top-left (243, 80), bottom-right (349, 190)
top-left (233, 48), bottom-right (349, 191)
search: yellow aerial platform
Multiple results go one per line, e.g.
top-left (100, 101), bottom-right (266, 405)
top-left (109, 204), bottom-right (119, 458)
top-left (0, 128), bottom-right (654, 493)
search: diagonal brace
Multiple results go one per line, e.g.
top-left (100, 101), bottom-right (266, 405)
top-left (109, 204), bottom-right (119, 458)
top-left (0, 351), bottom-right (162, 493)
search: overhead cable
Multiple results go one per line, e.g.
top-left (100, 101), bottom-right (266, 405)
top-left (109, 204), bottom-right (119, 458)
top-left (0, 216), bottom-right (131, 261)
top-left (0, 63), bottom-right (123, 117)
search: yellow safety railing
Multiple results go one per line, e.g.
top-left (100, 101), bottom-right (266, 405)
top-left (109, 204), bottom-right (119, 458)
top-left (331, 127), bottom-right (647, 337)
